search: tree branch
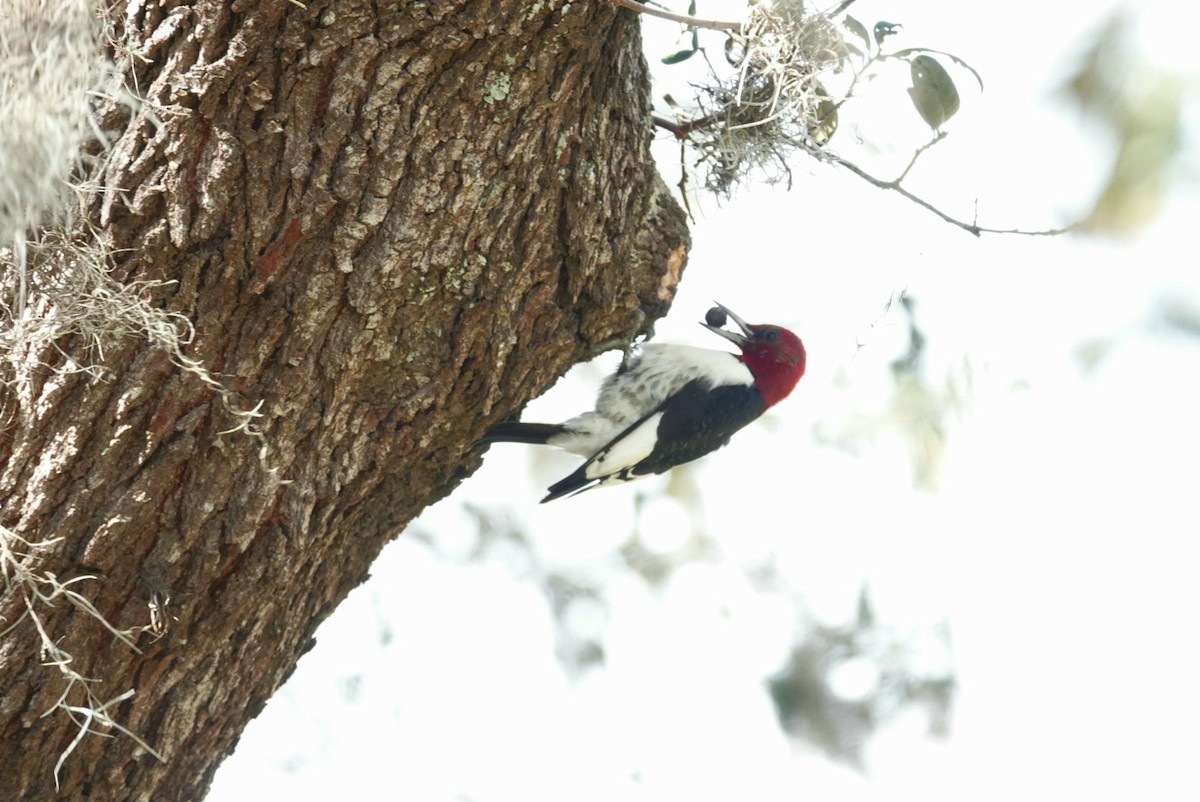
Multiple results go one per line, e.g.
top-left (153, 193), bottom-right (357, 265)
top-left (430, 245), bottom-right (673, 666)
top-left (638, 1), bottom-right (1063, 238)
top-left (817, 149), bottom-right (1070, 237)
top-left (610, 0), bottom-right (743, 31)
top-left (652, 111), bottom-right (725, 140)
top-left (895, 132), bottom-right (948, 184)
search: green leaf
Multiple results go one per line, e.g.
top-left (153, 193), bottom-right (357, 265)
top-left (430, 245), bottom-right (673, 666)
top-left (908, 55), bottom-right (960, 129)
top-left (843, 15), bottom-right (871, 50)
top-left (893, 47), bottom-right (984, 91)
top-left (873, 21), bottom-right (902, 46)
top-left (661, 48), bottom-right (697, 65)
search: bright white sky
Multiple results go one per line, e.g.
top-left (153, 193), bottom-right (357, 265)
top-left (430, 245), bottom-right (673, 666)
top-left (209, 2), bottom-right (1200, 800)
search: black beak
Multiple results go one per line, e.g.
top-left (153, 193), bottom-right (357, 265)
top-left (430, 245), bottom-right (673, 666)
top-left (700, 301), bottom-right (753, 347)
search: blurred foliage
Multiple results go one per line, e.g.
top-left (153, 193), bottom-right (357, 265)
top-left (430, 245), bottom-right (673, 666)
top-left (812, 292), bottom-right (979, 492)
top-left (1063, 13), bottom-right (1184, 235)
top-left (887, 294), bottom-right (951, 492)
top-left (413, 495), bottom-right (955, 769)
top-left (1158, 297), bottom-right (1200, 338)
top-left (768, 587), bottom-right (954, 766)
top-left (410, 504), bottom-right (613, 676)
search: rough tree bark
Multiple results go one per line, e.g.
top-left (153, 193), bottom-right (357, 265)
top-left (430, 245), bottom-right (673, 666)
top-left (0, 1), bottom-right (688, 798)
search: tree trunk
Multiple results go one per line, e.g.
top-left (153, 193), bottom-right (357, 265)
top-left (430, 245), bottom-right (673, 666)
top-left (0, 1), bottom-right (688, 798)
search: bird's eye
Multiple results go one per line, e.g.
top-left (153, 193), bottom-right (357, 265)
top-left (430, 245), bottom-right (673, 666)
top-left (761, 329), bottom-right (779, 342)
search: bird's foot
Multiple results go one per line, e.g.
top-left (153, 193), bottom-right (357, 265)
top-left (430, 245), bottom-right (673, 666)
top-left (589, 308), bottom-right (653, 369)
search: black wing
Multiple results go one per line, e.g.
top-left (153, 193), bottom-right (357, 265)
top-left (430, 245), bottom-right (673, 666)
top-left (541, 379), bottom-right (766, 502)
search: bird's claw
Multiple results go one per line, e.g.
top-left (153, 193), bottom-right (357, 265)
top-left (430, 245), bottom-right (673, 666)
top-left (589, 309), bottom-right (652, 368)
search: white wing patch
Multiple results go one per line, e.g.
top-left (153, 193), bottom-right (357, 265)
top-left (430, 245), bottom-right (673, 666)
top-left (546, 412), bottom-right (624, 456)
top-left (583, 412), bottom-right (663, 480)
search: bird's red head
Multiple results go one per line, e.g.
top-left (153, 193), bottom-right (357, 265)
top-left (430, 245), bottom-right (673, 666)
top-left (701, 303), bottom-right (806, 408)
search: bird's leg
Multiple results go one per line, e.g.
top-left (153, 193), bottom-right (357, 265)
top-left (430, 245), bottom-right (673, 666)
top-left (621, 308), bottom-right (651, 369)
top-left (589, 308), bottom-right (652, 369)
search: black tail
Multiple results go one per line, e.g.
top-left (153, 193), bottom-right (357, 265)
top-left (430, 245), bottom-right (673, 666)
top-left (478, 421), bottom-right (565, 445)
top-left (541, 465), bottom-right (598, 503)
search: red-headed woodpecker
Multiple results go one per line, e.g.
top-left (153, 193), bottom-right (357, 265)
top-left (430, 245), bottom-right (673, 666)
top-left (481, 303), bottom-right (806, 502)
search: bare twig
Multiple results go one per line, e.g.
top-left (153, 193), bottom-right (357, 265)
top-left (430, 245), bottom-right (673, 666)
top-left (611, 0), bottom-right (743, 31)
top-left (895, 132), bottom-right (949, 184)
top-left (674, 138), bottom-right (694, 222)
top-left (652, 111), bottom-right (726, 140)
top-left (642, 1), bottom-right (1060, 239)
top-left (815, 149), bottom-right (1069, 237)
